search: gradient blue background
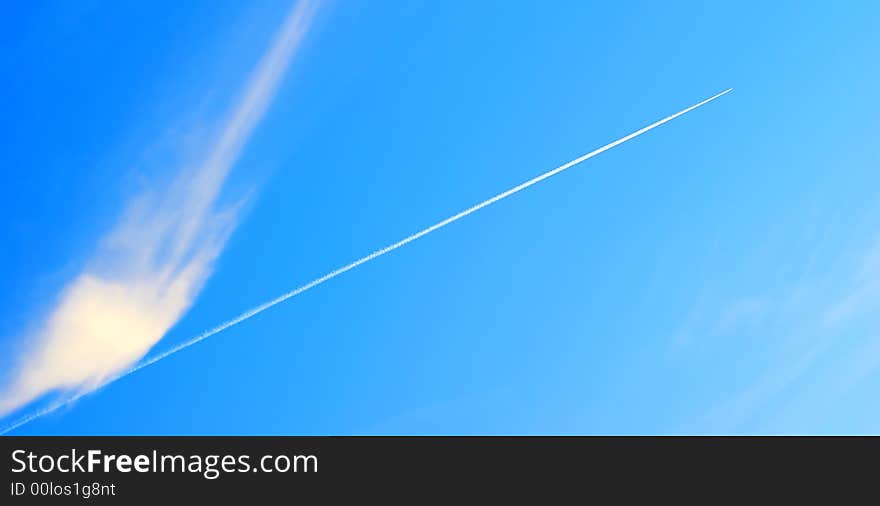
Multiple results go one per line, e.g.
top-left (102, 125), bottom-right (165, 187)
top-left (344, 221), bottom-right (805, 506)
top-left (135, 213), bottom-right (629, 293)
top-left (2, 1), bottom-right (879, 434)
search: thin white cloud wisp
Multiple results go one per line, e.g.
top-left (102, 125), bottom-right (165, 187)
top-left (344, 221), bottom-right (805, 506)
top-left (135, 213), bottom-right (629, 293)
top-left (0, 88), bottom-right (732, 434)
top-left (0, 0), bottom-right (319, 417)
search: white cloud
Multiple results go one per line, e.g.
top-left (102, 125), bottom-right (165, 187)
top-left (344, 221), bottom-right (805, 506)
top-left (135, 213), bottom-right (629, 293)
top-left (687, 236), bottom-right (880, 433)
top-left (0, 0), bottom-right (319, 417)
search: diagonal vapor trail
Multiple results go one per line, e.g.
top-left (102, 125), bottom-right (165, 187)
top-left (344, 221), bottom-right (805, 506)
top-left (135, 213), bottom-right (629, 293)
top-left (0, 88), bottom-right (732, 435)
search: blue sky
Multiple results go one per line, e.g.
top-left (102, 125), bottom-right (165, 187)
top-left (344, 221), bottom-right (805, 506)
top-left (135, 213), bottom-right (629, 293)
top-left (1, 0), bottom-right (879, 434)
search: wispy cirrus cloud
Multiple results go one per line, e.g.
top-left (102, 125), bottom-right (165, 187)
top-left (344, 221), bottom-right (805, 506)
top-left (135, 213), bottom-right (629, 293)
top-left (682, 232), bottom-right (880, 433)
top-left (0, 0), bottom-right (320, 417)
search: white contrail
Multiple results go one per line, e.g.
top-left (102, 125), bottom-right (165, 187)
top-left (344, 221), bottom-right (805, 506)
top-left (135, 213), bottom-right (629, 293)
top-left (0, 88), bottom-right (732, 435)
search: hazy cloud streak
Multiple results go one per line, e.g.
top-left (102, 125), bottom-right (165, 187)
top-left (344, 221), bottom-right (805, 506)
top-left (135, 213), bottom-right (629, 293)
top-left (0, 1), bottom-right (319, 418)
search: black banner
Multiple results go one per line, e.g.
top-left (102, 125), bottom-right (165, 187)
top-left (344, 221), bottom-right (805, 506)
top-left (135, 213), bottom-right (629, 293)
top-left (0, 437), bottom-right (871, 502)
